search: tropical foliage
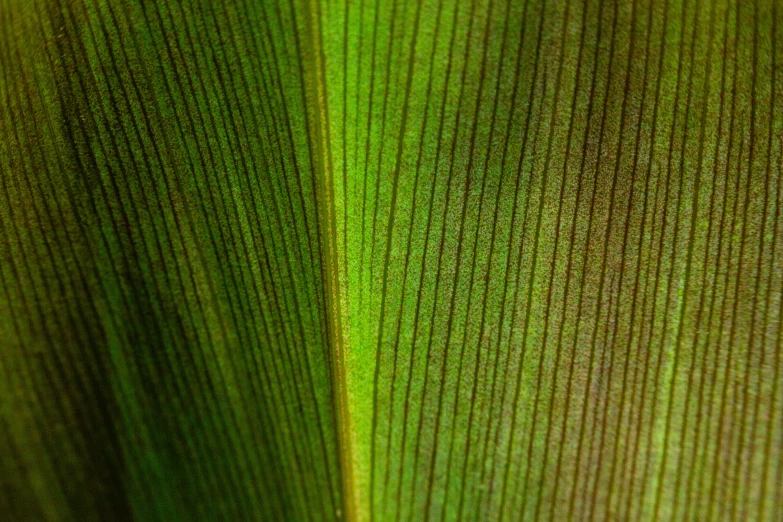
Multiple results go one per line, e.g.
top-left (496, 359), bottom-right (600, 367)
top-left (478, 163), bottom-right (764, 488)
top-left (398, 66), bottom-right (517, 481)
top-left (1, 0), bottom-right (781, 520)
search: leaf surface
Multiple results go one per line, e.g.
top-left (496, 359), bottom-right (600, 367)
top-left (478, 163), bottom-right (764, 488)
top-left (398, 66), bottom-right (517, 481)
top-left (1, 0), bottom-right (782, 520)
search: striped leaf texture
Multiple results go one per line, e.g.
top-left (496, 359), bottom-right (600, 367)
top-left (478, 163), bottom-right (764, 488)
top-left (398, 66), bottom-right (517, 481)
top-left (1, 0), bottom-right (781, 520)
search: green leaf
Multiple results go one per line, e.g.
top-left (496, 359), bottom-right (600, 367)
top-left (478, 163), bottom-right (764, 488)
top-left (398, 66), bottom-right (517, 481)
top-left (1, 0), bottom-right (782, 520)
